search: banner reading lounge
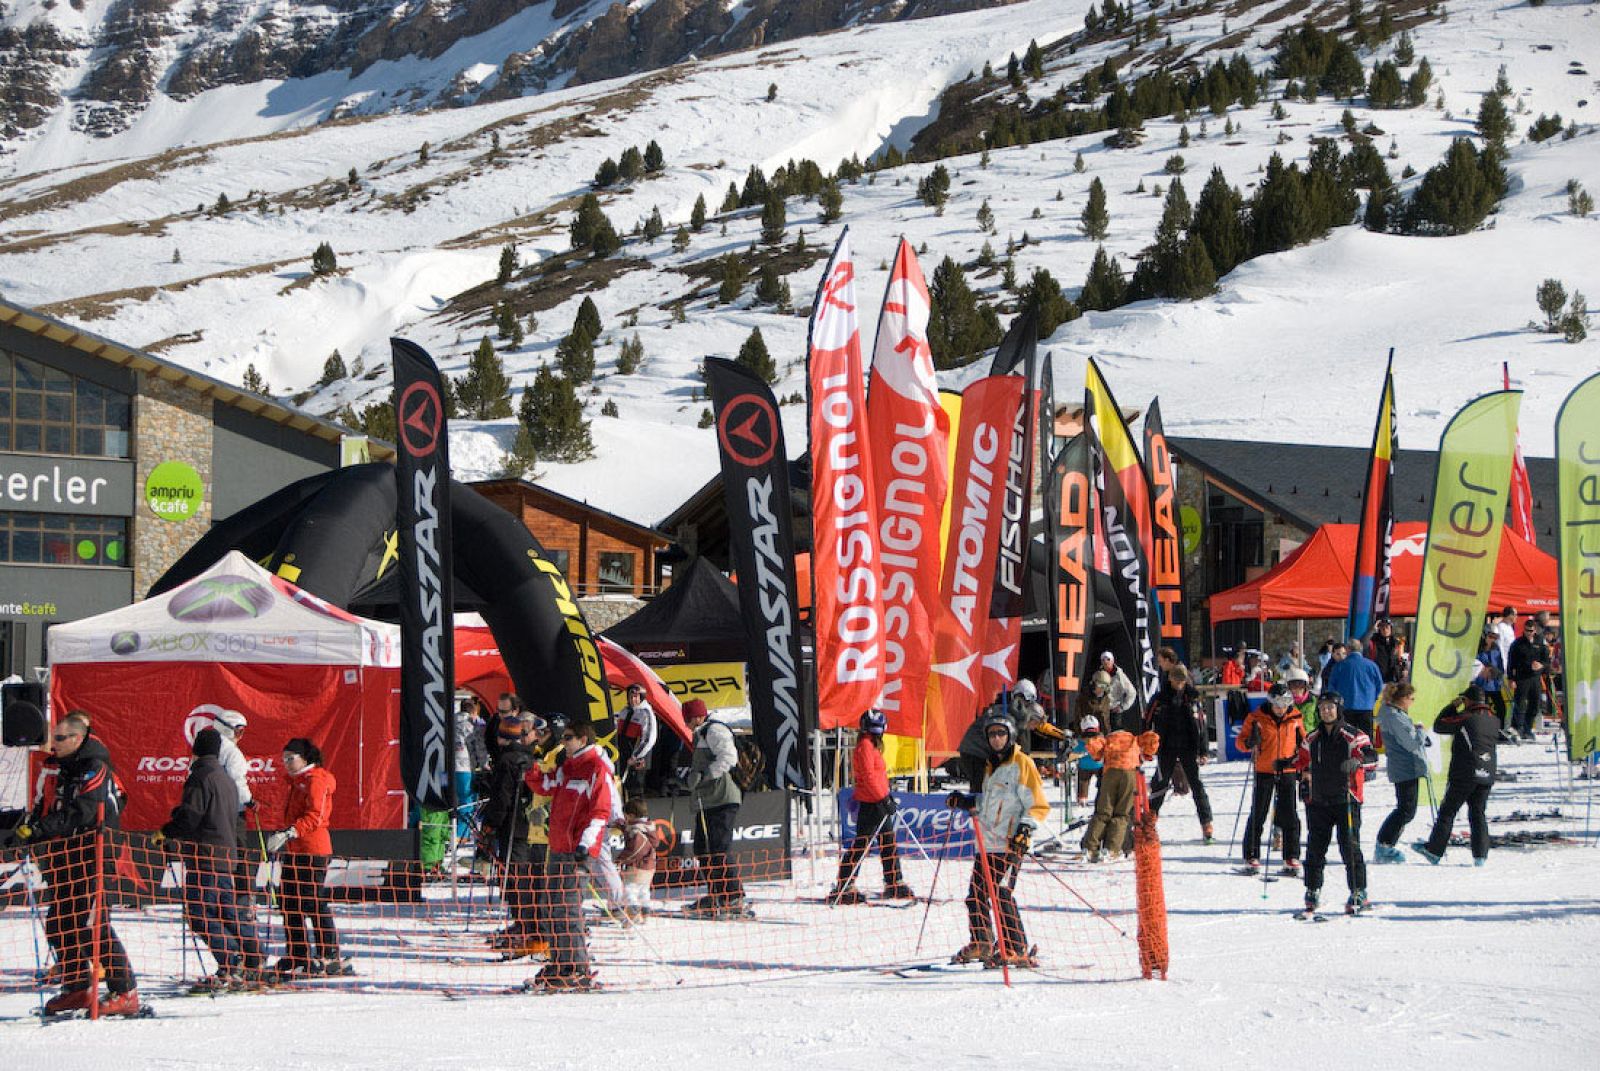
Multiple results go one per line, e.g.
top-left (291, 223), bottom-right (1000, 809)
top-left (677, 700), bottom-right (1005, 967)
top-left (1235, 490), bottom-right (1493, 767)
top-left (1410, 390), bottom-right (1521, 782)
top-left (1557, 372), bottom-right (1600, 761)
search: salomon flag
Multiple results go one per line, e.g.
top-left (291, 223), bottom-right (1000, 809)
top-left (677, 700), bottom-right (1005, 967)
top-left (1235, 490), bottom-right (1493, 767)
top-left (808, 231), bottom-right (885, 730)
top-left (1347, 354), bottom-right (1398, 643)
top-left (1047, 433), bottom-right (1096, 724)
top-left (706, 357), bottom-right (808, 788)
top-left (925, 374), bottom-right (1026, 756)
top-left (1557, 372), bottom-right (1600, 762)
top-left (865, 239), bottom-right (948, 737)
top-left (1141, 398), bottom-right (1187, 665)
top-left (391, 338), bottom-right (456, 811)
top-left (1085, 359), bottom-right (1161, 708)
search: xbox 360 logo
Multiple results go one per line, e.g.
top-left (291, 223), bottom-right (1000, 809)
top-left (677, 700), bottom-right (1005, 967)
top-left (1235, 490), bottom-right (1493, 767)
top-left (169, 576), bottom-right (273, 621)
top-left (145, 461), bottom-right (204, 522)
top-left (110, 631), bottom-right (140, 655)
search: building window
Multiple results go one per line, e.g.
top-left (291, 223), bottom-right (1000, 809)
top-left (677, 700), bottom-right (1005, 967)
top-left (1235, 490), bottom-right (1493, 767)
top-left (0, 350), bottom-right (131, 458)
top-left (0, 512), bottom-right (128, 567)
top-left (546, 548), bottom-right (570, 579)
top-left (597, 551), bottom-right (635, 592)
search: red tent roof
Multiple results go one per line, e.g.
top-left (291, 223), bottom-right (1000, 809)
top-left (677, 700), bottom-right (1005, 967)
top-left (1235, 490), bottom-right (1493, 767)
top-left (1207, 522), bottom-right (1558, 623)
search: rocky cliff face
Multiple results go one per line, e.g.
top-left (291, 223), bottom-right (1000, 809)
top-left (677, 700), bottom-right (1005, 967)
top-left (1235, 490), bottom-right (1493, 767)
top-left (0, 0), bottom-right (1016, 143)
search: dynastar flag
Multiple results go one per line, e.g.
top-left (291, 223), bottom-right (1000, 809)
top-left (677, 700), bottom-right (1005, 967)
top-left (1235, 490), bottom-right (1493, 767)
top-left (1085, 359), bottom-right (1161, 708)
top-left (1347, 354), bottom-right (1398, 643)
top-left (1410, 390), bottom-right (1521, 788)
top-left (865, 238), bottom-right (948, 737)
top-left (808, 231), bottom-right (885, 730)
top-left (1506, 362), bottom-right (1536, 544)
top-left (925, 373), bottom-right (1026, 756)
top-left (706, 357), bottom-right (809, 788)
top-left (1047, 433), bottom-right (1096, 724)
top-left (1141, 398), bottom-right (1188, 665)
top-left (391, 338), bottom-right (456, 811)
top-left (1557, 372), bottom-right (1600, 761)
top-left (978, 313), bottom-right (1039, 700)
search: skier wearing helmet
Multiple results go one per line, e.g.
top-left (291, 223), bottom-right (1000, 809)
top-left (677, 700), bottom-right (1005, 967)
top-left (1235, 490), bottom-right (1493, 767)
top-left (827, 710), bottom-right (913, 905)
top-left (946, 712), bottom-right (1050, 968)
top-left (1292, 691), bottom-right (1378, 916)
top-left (1234, 681), bottom-right (1307, 875)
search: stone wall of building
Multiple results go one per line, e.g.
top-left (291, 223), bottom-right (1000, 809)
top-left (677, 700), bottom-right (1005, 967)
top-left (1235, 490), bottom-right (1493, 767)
top-left (131, 374), bottom-right (213, 595)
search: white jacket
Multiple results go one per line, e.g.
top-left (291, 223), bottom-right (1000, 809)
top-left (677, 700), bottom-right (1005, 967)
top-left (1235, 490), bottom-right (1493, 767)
top-left (217, 737), bottom-right (251, 808)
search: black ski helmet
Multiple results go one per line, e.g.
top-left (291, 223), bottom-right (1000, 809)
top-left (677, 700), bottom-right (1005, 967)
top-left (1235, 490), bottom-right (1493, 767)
top-left (1268, 682), bottom-right (1294, 709)
top-left (1317, 691), bottom-right (1344, 718)
top-left (543, 712), bottom-right (572, 738)
top-left (859, 709), bottom-right (887, 735)
top-left (982, 711), bottom-right (1015, 760)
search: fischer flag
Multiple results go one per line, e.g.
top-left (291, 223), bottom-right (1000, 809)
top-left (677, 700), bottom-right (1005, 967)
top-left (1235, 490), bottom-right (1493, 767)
top-left (925, 373), bottom-right (1026, 755)
top-left (1047, 434), bottom-right (1096, 724)
top-left (391, 338), bottom-right (456, 811)
top-left (1506, 362), bottom-right (1536, 544)
top-left (808, 230), bottom-right (885, 730)
top-left (1085, 358), bottom-right (1161, 708)
top-left (1557, 371), bottom-right (1600, 762)
top-left (1347, 353), bottom-right (1398, 642)
top-left (705, 356), bottom-right (808, 788)
top-left (865, 238), bottom-right (948, 737)
top-left (1141, 398), bottom-right (1188, 665)
top-left (978, 313), bottom-right (1039, 699)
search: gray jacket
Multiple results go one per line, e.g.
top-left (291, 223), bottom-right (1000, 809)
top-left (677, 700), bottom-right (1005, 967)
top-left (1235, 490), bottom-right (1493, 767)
top-left (1376, 702), bottom-right (1429, 783)
top-left (691, 719), bottom-right (742, 810)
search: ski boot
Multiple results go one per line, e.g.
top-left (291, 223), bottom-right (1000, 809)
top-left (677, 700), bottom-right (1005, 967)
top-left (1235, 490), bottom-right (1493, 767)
top-left (1201, 823), bottom-right (1215, 846)
top-left (319, 955), bottom-right (355, 978)
top-left (826, 883), bottom-right (865, 906)
top-left (42, 987), bottom-right (92, 1016)
top-left (1345, 889), bottom-right (1369, 915)
top-left (951, 941), bottom-right (993, 965)
top-left (984, 944), bottom-right (1040, 970)
top-left (500, 937), bottom-right (550, 960)
top-left (99, 988), bottom-right (141, 1017)
top-left (538, 969), bottom-right (598, 992)
top-left (1411, 841), bottom-right (1442, 865)
top-left (1086, 849), bottom-right (1102, 864)
top-left (1373, 844), bottom-right (1404, 864)
top-left (714, 896), bottom-right (755, 920)
top-left (1279, 859), bottom-right (1300, 877)
top-left (881, 883), bottom-right (916, 901)
top-left (1473, 856), bottom-right (1487, 868)
top-left (187, 971), bottom-right (239, 995)
top-left (1302, 888), bottom-right (1320, 916)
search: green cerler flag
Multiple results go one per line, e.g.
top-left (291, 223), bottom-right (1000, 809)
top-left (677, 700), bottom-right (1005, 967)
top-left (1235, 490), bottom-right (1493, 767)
top-left (1411, 390), bottom-right (1522, 787)
top-left (1558, 372), bottom-right (1600, 761)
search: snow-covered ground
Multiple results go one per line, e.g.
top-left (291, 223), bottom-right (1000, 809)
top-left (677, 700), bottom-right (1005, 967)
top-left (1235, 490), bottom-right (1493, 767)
top-left (2, 0), bottom-right (1596, 526)
top-left (4, 740), bottom-right (1598, 1068)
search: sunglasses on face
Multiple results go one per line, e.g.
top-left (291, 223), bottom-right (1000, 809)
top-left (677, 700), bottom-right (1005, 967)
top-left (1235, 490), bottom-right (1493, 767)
top-left (52, 733), bottom-right (80, 742)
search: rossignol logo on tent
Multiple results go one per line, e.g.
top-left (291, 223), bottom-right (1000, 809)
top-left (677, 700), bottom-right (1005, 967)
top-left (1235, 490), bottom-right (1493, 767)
top-left (135, 704), bottom-right (278, 777)
top-left (168, 576), bottom-right (273, 621)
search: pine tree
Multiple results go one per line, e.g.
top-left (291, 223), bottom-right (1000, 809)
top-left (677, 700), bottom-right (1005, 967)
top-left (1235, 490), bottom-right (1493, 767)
top-left (916, 165), bottom-right (951, 213)
top-left (500, 424), bottom-right (541, 479)
top-left (819, 180), bottom-right (843, 223)
top-left (717, 254), bottom-right (747, 304)
top-left (927, 257), bottom-right (1000, 369)
top-left (555, 330), bottom-right (596, 384)
top-left (618, 146), bottom-right (645, 182)
top-left (360, 399), bottom-right (395, 441)
top-left (570, 194), bottom-right (620, 257)
top-left (1536, 279), bottom-right (1568, 333)
top-left (1079, 246), bottom-right (1127, 311)
top-left (642, 206), bottom-right (665, 242)
top-left (720, 183), bottom-right (740, 214)
top-left (976, 198), bottom-right (996, 234)
top-left (318, 350), bottom-right (347, 387)
top-left (497, 243), bottom-right (519, 284)
top-left (740, 166), bottom-right (770, 208)
top-left (617, 333), bottom-right (644, 374)
top-left (672, 225), bottom-right (691, 253)
top-left (242, 363), bottom-right (268, 394)
top-left (1170, 238), bottom-right (1218, 300)
top-left (760, 192), bottom-right (787, 245)
top-left (519, 369), bottom-right (593, 463)
top-left (1248, 153), bottom-right (1312, 254)
top-left (691, 193), bottom-right (708, 231)
top-left (1405, 138), bottom-right (1503, 235)
top-left (601, 399), bottom-right (620, 417)
top-left (1477, 90), bottom-right (1513, 151)
top-left (457, 337), bottom-right (514, 419)
top-left (594, 157), bottom-right (620, 188)
top-left (1019, 267), bottom-right (1078, 338)
top-left (1080, 177), bottom-right (1110, 239)
top-left (1395, 31), bottom-right (1415, 66)
top-left (312, 242), bottom-right (338, 276)
top-left (736, 327), bottom-right (778, 384)
top-left (643, 139), bottom-right (664, 173)
top-left (1406, 59), bottom-right (1433, 107)
top-left (574, 296), bottom-right (602, 343)
top-left (755, 264), bottom-right (784, 305)
top-left (1024, 39), bottom-right (1045, 80)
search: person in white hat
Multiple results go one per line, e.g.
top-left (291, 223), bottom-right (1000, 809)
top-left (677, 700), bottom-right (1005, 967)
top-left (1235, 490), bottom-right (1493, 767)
top-left (212, 710), bottom-right (252, 811)
top-left (1099, 652), bottom-right (1139, 733)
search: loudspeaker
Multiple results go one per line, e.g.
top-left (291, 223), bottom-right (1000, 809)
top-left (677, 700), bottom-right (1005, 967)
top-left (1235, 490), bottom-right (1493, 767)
top-left (2, 682), bottom-right (47, 746)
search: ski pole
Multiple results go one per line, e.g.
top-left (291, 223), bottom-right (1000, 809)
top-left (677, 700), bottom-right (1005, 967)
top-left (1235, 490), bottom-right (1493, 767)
top-left (247, 805), bottom-right (278, 910)
top-left (1261, 778), bottom-right (1277, 900)
top-left (913, 808), bottom-right (960, 957)
top-left (829, 810), bottom-right (892, 905)
top-left (1227, 742), bottom-right (1258, 856)
top-left (20, 850), bottom-right (48, 1021)
top-left (1028, 851), bottom-right (1129, 939)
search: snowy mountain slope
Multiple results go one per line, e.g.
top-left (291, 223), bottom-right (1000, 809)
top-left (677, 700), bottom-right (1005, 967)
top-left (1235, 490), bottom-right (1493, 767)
top-left (0, 0), bottom-right (1597, 527)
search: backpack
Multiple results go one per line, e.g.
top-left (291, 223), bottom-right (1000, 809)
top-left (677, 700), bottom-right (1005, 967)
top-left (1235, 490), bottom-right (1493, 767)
top-left (730, 729), bottom-right (766, 793)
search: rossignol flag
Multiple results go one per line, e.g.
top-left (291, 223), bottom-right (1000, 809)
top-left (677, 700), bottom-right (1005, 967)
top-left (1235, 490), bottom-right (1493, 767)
top-left (1557, 372), bottom-right (1600, 761)
top-left (1346, 354), bottom-right (1398, 643)
top-left (1141, 398), bottom-right (1188, 665)
top-left (1410, 390), bottom-right (1522, 786)
top-left (1085, 359), bottom-right (1161, 707)
top-left (865, 238), bottom-right (948, 737)
top-left (391, 338), bottom-right (457, 811)
top-left (706, 357), bottom-right (808, 788)
top-left (808, 231), bottom-right (885, 730)
top-left (925, 373), bottom-right (1026, 755)
top-left (977, 314), bottom-right (1039, 699)
top-left (1506, 362), bottom-right (1537, 544)
top-left (1046, 433), bottom-right (1096, 724)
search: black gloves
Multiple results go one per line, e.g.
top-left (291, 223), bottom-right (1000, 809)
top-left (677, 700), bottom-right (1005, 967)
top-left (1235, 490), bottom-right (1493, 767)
top-left (945, 791), bottom-right (976, 812)
top-left (1008, 827), bottom-right (1032, 857)
top-left (1273, 757), bottom-right (1293, 773)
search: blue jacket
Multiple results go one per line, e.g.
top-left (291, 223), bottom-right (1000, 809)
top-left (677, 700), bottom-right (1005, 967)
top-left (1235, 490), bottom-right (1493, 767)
top-left (1375, 702), bottom-right (1429, 783)
top-left (1326, 652), bottom-right (1384, 711)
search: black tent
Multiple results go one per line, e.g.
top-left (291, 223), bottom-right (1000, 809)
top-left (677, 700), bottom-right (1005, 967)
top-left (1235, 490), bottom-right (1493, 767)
top-left (603, 557), bottom-right (747, 663)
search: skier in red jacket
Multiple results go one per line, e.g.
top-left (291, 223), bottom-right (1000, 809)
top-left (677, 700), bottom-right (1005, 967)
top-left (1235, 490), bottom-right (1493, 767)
top-left (827, 710), bottom-right (913, 905)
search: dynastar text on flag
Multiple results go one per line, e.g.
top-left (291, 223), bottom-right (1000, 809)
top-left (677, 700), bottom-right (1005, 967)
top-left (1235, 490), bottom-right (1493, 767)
top-left (809, 233), bottom-right (885, 730)
top-left (865, 239), bottom-right (947, 737)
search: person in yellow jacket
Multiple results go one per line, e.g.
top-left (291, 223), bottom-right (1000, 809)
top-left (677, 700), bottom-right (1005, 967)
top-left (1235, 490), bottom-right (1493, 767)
top-left (1081, 725), bottom-right (1160, 863)
top-left (946, 712), bottom-right (1050, 968)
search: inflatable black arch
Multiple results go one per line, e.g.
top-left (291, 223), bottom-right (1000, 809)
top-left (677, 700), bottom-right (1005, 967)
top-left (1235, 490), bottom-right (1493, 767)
top-left (151, 463), bottom-right (614, 735)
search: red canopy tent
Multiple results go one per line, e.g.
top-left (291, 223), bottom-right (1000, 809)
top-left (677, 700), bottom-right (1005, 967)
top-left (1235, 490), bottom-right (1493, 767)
top-left (1208, 522), bottom-right (1558, 623)
top-left (453, 623), bottom-right (691, 745)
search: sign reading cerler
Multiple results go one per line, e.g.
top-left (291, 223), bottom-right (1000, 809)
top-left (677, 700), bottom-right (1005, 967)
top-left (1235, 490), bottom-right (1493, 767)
top-left (0, 452), bottom-right (134, 517)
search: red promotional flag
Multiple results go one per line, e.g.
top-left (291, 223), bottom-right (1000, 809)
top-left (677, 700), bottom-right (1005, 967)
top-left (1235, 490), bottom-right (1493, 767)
top-left (925, 374), bottom-right (1026, 756)
top-left (1506, 362), bottom-right (1536, 543)
top-left (809, 231), bottom-right (885, 729)
top-left (865, 239), bottom-right (948, 737)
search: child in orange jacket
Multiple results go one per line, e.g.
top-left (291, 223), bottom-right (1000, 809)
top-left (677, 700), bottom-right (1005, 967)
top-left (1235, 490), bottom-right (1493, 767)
top-left (1081, 728), bottom-right (1159, 862)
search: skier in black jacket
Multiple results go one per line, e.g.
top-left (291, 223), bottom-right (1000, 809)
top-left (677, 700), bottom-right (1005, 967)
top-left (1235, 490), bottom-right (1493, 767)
top-left (480, 712), bottom-right (544, 954)
top-left (159, 727), bottom-right (264, 990)
top-left (1147, 665), bottom-right (1214, 842)
top-left (1292, 693), bottom-right (1378, 915)
top-left (15, 711), bottom-right (140, 1016)
top-left (1505, 617), bottom-right (1549, 741)
top-left (1414, 688), bottom-right (1500, 865)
